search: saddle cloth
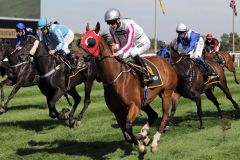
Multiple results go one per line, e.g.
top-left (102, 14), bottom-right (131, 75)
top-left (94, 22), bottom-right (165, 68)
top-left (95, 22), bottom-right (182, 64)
top-left (142, 58), bottom-right (163, 89)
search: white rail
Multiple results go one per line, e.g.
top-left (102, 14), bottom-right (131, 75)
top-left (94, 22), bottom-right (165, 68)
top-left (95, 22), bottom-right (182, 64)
top-left (142, 52), bottom-right (240, 68)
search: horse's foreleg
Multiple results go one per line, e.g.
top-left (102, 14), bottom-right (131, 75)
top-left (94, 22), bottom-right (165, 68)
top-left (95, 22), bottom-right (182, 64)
top-left (137, 105), bottom-right (158, 143)
top-left (3, 82), bottom-right (23, 111)
top-left (205, 88), bottom-right (223, 118)
top-left (126, 103), bottom-right (145, 152)
top-left (67, 87), bottom-right (81, 127)
top-left (167, 92), bottom-right (181, 129)
top-left (76, 80), bottom-right (94, 126)
top-left (47, 89), bottom-right (68, 120)
top-left (0, 79), bottom-right (11, 109)
top-left (151, 90), bottom-right (172, 152)
top-left (63, 93), bottom-right (72, 106)
top-left (195, 97), bottom-right (204, 129)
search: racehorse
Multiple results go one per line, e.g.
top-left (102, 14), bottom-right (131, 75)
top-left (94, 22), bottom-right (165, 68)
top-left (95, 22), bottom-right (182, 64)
top-left (16, 35), bottom-right (99, 126)
top-left (0, 39), bottom-right (72, 112)
top-left (169, 47), bottom-right (239, 129)
top-left (203, 48), bottom-right (239, 84)
top-left (78, 22), bottom-right (178, 153)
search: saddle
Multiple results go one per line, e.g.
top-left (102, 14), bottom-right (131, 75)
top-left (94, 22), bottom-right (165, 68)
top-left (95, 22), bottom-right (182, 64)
top-left (58, 54), bottom-right (87, 77)
top-left (117, 57), bottom-right (162, 88)
top-left (192, 59), bottom-right (219, 85)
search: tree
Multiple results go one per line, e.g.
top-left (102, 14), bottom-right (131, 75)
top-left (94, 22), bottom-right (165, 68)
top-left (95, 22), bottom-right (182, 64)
top-left (220, 32), bottom-right (240, 51)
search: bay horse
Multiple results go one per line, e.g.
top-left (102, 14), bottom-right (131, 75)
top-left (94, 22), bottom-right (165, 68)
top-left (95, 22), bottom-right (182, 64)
top-left (0, 39), bottom-right (72, 113)
top-left (16, 35), bottom-right (99, 126)
top-left (78, 22), bottom-right (178, 153)
top-left (203, 48), bottom-right (239, 84)
top-left (169, 47), bottom-right (239, 129)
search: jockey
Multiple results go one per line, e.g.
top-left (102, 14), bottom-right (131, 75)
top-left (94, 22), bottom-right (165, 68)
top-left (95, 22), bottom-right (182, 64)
top-left (176, 23), bottom-right (218, 81)
top-left (37, 17), bottom-right (76, 70)
top-left (15, 23), bottom-right (33, 50)
top-left (104, 8), bottom-right (151, 83)
top-left (205, 33), bottom-right (224, 64)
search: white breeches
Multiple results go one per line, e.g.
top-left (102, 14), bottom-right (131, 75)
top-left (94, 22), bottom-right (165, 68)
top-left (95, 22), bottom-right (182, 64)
top-left (62, 30), bottom-right (74, 54)
top-left (123, 35), bottom-right (151, 59)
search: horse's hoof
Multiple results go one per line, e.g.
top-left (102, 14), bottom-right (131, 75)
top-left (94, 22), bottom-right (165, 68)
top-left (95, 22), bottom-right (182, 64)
top-left (69, 119), bottom-right (75, 128)
top-left (135, 133), bottom-right (144, 140)
top-left (61, 107), bottom-right (70, 113)
top-left (76, 120), bottom-right (82, 126)
top-left (143, 136), bottom-right (150, 146)
top-left (0, 108), bottom-right (6, 113)
top-left (199, 126), bottom-right (205, 129)
top-left (58, 113), bottom-right (69, 120)
top-left (135, 143), bottom-right (146, 153)
top-left (151, 145), bottom-right (158, 152)
top-left (164, 125), bottom-right (170, 131)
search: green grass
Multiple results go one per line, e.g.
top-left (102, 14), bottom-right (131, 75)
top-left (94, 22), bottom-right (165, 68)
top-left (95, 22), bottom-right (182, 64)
top-left (0, 68), bottom-right (240, 160)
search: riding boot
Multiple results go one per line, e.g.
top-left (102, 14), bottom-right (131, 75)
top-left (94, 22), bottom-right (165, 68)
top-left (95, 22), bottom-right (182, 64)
top-left (133, 55), bottom-right (151, 84)
top-left (65, 54), bottom-right (77, 71)
top-left (197, 59), bottom-right (219, 81)
top-left (216, 52), bottom-right (225, 64)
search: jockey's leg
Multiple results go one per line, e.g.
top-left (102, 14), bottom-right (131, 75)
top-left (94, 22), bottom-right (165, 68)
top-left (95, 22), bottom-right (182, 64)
top-left (196, 57), bottom-right (219, 81)
top-left (133, 55), bottom-right (151, 83)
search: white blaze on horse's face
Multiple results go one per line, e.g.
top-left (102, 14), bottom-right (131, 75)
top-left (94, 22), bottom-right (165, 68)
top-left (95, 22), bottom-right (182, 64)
top-left (30, 40), bottom-right (40, 55)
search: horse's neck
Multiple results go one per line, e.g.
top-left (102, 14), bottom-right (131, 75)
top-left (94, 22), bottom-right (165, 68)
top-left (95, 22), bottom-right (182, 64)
top-left (8, 54), bottom-right (20, 65)
top-left (35, 44), bottom-right (58, 74)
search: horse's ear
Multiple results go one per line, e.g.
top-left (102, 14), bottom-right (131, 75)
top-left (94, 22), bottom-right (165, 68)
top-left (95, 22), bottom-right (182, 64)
top-left (95, 22), bottom-right (100, 34)
top-left (32, 28), bottom-right (37, 36)
top-left (170, 46), bottom-right (176, 52)
top-left (86, 23), bottom-right (90, 32)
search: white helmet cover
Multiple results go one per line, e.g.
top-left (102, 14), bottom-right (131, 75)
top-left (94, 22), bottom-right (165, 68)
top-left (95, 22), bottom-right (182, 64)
top-left (176, 23), bottom-right (188, 32)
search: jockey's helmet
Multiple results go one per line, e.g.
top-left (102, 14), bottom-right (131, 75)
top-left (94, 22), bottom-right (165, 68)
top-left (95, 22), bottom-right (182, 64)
top-left (37, 18), bottom-right (51, 29)
top-left (176, 23), bottom-right (188, 33)
top-left (104, 8), bottom-right (121, 21)
top-left (206, 33), bottom-right (213, 40)
top-left (16, 23), bottom-right (26, 30)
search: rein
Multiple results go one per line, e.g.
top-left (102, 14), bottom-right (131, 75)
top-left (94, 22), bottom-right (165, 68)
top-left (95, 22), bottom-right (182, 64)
top-left (103, 67), bottom-right (132, 86)
top-left (171, 55), bottom-right (183, 65)
top-left (10, 60), bottom-right (31, 68)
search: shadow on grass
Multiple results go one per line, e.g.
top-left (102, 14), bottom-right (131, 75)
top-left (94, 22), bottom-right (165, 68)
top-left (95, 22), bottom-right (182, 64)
top-left (7, 104), bottom-right (47, 111)
top-left (0, 119), bottom-right (66, 132)
top-left (111, 109), bottom-right (240, 129)
top-left (17, 139), bottom-right (135, 160)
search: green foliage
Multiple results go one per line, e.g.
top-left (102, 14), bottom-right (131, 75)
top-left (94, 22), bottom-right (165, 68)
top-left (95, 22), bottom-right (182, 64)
top-left (0, 69), bottom-right (239, 159)
top-left (150, 38), bottom-right (166, 50)
top-left (220, 33), bottom-right (240, 51)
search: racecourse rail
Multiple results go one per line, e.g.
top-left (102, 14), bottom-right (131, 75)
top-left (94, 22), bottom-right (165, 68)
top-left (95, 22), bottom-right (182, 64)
top-left (142, 52), bottom-right (240, 68)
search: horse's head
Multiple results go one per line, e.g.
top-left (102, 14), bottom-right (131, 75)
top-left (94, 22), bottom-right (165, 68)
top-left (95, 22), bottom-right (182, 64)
top-left (18, 35), bottom-right (41, 60)
top-left (0, 39), bottom-right (13, 61)
top-left (79, 22), bottom-right (112, 62)
top-left (169, 46), bottom-right (185, 64)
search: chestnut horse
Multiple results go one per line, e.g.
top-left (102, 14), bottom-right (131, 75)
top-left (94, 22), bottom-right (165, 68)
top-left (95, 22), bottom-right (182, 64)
top-left (169, 47), bottom-right (239, 129)
top-left (203, 49), bottom-right (239, 84)
top-left (78, 22), bottom-right (178, 153)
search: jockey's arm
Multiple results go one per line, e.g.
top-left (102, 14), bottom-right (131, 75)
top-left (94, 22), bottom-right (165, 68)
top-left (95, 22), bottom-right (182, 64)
top-left (54, 30), bottom-right (65, 52)
top-left (117, 23), bottom-right (135, 55)
top-left (185, 33), bottom-right (200, 54)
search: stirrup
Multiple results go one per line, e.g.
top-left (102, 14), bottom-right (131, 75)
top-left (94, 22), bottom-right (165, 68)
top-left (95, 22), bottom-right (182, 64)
top-left (208, 75), bottom-right (219, 81)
